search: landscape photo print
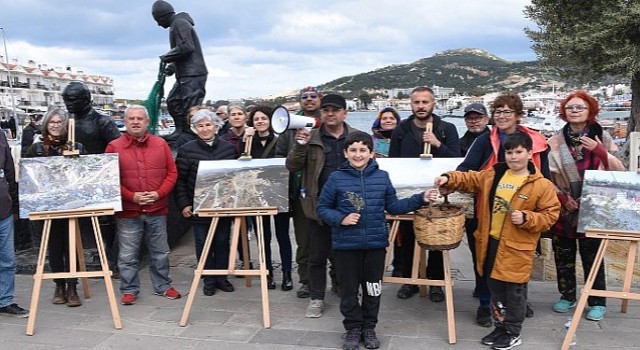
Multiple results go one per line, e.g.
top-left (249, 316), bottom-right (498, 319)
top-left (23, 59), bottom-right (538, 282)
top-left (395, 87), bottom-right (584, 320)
top-left (577, 170), bottom-right (640, 233)
top-left (193, 158), bottom-right (289, 213)
top-left (18, 154), bottom-right (122, 218)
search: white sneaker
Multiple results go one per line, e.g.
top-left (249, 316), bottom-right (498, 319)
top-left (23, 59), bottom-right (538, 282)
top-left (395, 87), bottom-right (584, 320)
top-left (305, 299), bottom-right (324, 318)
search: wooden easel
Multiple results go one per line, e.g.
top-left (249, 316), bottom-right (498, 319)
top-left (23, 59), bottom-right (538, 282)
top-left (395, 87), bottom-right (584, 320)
top-left (26, 207), bottom-right (121, 335)
top-left (562, 229), bottom-right (640, 350)
top-left (179, 207), bottom-right (278, 328)
top-left (383, 213), bottom-right (457, 344)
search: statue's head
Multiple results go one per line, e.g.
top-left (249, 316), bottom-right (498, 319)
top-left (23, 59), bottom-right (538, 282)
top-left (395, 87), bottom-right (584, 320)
top-left (62, 81), bottom-right (92, 115)
top-left (152, 0), bottom-right (175, 28)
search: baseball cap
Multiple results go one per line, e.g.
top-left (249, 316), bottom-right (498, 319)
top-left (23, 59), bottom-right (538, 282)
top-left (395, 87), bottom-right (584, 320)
top-left (320, 94), bottom-right (346, 109)
top-left (464, 103), bottom-right (487, 117)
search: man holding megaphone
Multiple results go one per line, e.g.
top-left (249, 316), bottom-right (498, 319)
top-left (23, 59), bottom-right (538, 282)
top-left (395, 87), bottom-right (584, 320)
top-left (275, 87), bottom-right (324, 299)
top-left (285, 93), bottom-right (363, 318)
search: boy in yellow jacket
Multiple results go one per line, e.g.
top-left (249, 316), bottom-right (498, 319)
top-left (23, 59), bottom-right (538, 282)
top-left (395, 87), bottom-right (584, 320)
top-left (435, 133), bottom-right (560, 350)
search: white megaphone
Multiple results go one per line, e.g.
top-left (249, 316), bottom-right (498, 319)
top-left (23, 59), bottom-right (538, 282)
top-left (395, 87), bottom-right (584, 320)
top-left (271, 106), bottom-right (320, 134)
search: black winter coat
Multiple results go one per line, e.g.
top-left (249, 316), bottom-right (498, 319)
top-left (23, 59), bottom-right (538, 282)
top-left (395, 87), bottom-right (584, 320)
top-left (388, 114), bottom-right (460, 158)
top-left (175, 137), bottom-right (236, 223)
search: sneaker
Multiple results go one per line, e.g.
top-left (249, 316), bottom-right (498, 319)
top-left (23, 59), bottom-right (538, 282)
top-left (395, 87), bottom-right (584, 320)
top-left (586, 305), bottom-right (606, 321)
top-left (203, 283), bottom-right (216, 296)
top-left (297, 283), bottom-right (310, 298)
top-left (121, 293), bottom-right (137, 305)
top-left (526, 302), bottom-right (534, 318)
top-left (157, 286), bottom-right (181, 300)
top-left (553, 298), bottom-right (576, 313)
top-left (342, 326), bottom-right (362, 350)
top-left (476, 305), bottom-right (492, 327)
top-left (305, 299), bottom-right (325, 318)
top-left (481, 328), bottom-right (507, 346)
top-left (215, 280), bottom-right (235, 292)
top-left (429, 286), bottom-right (445, 303)
top-left (396, 284), bottom-right (419, 299)
top-left (492, 333), bottom-right (522, 350)
top-left (0, 303), bottom-right (29, 318)
top-left (362, 328), bottom-right (380, 349)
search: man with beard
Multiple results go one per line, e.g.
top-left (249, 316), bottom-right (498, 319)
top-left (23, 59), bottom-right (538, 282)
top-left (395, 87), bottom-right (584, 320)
top-left (389, 86), bottom-right (461, 302)
top-left (152, 0), bottom-right (208, 144)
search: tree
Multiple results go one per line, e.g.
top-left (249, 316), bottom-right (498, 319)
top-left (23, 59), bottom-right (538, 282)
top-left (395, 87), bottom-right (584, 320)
top-left (524, 1), bottom-right (640, 134)
top-left (358, 91), bottom-right (372, 110)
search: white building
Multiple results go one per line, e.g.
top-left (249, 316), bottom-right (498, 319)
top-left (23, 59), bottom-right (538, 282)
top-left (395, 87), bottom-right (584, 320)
top-left (0, 58), bottom-right (114, 114)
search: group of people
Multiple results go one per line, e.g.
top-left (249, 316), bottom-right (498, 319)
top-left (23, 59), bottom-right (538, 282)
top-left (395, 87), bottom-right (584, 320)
top-left (0, 82), bottom-right (626, 350)
top-left (282, 87), bottom-right (623, 350)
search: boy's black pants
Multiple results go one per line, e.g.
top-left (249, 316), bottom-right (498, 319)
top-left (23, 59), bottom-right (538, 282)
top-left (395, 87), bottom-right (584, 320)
top-left (335, 249), bottom-right (386, 331)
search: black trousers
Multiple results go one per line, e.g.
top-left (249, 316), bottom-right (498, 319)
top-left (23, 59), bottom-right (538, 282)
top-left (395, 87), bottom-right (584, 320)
top-left (308, 220), bottom-right (337, 300)
top-left (48, 219), bottom-right (78, 285)
top-left (466, 218), bottom-right (490, 306)
top-left (399, 221), bottom-right (444, 280)
top-left (552, 235), bottom-right (606, 306)
top-left (335, 249), bottom-right (386, 331)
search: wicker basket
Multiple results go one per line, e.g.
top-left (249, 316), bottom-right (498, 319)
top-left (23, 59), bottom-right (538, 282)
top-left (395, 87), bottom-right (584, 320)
top-left (413, 199), bottom-right (465, 251)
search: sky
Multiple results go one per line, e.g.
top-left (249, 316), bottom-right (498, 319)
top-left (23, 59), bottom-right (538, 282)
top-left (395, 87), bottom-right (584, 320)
top-left (0, 0), bottom-right (538, 101)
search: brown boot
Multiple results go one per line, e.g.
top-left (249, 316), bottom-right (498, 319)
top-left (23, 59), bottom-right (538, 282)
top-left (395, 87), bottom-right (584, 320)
top-left (52, 283), bottom-right (66, 304)
top-left (66, 283), bottom-right (82, 307)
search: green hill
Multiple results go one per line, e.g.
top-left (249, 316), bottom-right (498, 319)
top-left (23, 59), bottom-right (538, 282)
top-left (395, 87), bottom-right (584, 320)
top-left (316, 48), bottom-right (623, 98)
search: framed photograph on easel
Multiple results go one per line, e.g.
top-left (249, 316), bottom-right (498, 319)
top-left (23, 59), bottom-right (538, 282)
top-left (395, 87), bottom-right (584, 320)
top-left (577, 170), bottom-right (640, 233)
top-left (18, 154), bottom-right (122, 218)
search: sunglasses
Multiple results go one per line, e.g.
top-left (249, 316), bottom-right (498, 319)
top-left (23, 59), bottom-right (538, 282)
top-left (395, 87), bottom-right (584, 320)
top-left (301, 93), bottom-right (318, 100)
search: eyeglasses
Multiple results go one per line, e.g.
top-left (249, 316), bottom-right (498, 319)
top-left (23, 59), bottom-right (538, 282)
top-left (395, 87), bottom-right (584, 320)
top-left (215, 112), bottom-right (225, 116)
top-left (301, 93), bottom-right (318, 100)
top-left (564, 105), bottom-right (588, 112)
top-left (48, 121), bottom-right (63, 125)
top-left (493, 110), bottom-right (515, 117)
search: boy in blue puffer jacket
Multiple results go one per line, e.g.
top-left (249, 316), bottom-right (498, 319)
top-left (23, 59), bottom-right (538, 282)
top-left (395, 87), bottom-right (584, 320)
top-left (317, 131), bottom-right (438, 350)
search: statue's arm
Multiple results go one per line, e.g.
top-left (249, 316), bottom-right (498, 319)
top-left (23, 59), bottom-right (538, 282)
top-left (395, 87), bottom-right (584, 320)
top-left (160, 19), bottom-right (195, 63)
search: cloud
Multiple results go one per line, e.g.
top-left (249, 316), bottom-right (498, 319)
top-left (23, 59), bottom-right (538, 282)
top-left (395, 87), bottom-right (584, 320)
top-left (0, 0), bottom-right (537, 100)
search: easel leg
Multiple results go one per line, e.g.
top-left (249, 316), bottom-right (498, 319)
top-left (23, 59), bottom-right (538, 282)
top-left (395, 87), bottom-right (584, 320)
top-left (384, 221), bottom-right (399, 273)
top-left (255, 216), bottom-right (271, 328)
top-left (73, 219), bottom-right (90, 299)
top-left (562, 238), bottom-right (609, 350)
top-left (620, 240), bottom-right (638, 313)
top-left (227, 217), bottom-right (241, 276)
top-left (90, 217), bottom-right (121, 329)
top-left (417, 245), bottom-right (427, 297)
top-left (443, 250), bottom-right (456, 344)
top-left (240, 217), bottom-right (252, 287)
top-left (26, 219), bottom-right (52, 335)
top-left (180, 218), bottom-right (219, 326)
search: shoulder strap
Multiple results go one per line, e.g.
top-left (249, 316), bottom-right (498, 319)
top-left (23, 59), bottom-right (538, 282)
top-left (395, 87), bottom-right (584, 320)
top-left (260, 137), bottom-right (278, 158)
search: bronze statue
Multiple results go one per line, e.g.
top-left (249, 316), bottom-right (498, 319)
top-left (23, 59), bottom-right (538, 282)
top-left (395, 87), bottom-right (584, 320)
top-left (61, 81), bottom-right (121, 272)
top-left (61, 81), bottom-right (120, 155)
top-left (152, 0), bottom-right (208, 144)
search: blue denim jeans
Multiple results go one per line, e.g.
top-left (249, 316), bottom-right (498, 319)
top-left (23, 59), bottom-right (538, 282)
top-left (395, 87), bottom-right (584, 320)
top-left (192, 218), bottom-right (231, 284)
top-left (117, 215), bottom-right (172, 295)
top-left (0, 213), bottom-right (16, 307)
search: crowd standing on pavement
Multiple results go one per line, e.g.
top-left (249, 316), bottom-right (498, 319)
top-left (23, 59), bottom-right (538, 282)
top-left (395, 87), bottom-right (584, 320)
top-left (1, 83), bottom-right (629, 350)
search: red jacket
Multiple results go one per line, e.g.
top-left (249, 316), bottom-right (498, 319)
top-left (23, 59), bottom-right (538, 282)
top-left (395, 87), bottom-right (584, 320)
top-left (105, 132), bottom-right (177, 218)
